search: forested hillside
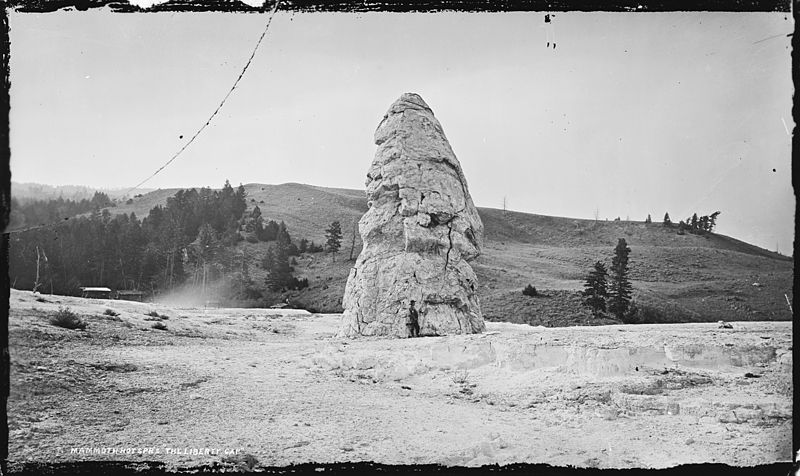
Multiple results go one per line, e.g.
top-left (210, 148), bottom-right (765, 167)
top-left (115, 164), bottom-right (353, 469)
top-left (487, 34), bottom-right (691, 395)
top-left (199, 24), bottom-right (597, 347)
top-left (9, 181), bottom-right (251, 296)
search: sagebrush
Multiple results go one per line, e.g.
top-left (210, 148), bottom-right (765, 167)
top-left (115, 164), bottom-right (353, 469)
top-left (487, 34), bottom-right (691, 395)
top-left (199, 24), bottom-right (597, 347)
top-left (50, 307), bottom-right (87, 330)
top-left (522, 284), bottom-right (539, 297)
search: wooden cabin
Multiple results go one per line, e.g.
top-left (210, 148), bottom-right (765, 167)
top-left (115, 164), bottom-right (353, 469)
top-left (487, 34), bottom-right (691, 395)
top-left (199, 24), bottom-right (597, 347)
top-left (79, 287), bottom-right (112, 299)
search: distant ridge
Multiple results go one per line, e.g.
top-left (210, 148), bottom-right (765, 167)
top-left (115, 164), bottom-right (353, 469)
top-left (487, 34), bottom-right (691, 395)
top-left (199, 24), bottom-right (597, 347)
top-left (11, 182), bottom-right (156, 204)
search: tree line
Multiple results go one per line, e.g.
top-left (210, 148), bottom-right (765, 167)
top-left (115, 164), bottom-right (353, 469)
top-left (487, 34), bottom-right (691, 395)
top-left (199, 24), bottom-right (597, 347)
top-left (662, 211), bottom-right (721, 235)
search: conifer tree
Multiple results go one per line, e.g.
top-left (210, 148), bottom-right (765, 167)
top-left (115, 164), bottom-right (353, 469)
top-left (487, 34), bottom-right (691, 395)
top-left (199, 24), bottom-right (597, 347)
top-left (583, 261), bottom-right (609, 317)
top-left (708, 211), bottom-right (721, 232)
top-left (325, 221), bottom-right (343, 260)
top-left (608, 238), bottom-right (633, 320)
top-left (264, 243), bottom-right (292, 291)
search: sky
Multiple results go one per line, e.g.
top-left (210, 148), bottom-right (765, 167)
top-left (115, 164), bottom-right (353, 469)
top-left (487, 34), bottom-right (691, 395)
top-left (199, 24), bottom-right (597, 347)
top-left (8, 10), bottom-right (794, 254)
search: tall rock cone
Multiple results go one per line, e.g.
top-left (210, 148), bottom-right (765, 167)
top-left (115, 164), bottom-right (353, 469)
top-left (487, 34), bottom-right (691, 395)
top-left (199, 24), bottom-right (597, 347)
top-left (338, 93), bottom-right (485, 338)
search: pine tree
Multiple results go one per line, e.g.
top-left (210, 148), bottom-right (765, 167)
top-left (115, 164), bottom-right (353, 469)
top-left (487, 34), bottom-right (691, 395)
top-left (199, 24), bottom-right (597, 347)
top-left (264, 243), bottom-right (291, 292)
top-left (608, 238), bottom-right (633, 320)
top-left (275, 222), bottom-right (298, 256)
top-left (645, 214), bottom-right (652, 224)
top-left (663, 212), bottom-right (672, 227)
top-left (234, 184), bottom-right (247, 219)
top-left (325, 221), bottom-right (343, 260)
top-left (195, 223), bottom-right (219, 296)
top-left (698, 215), bottom-right (709, 233)
top-left (582, 261), bottom-right (609, 317)
top-left (708, 211), bottom-right (721, 232)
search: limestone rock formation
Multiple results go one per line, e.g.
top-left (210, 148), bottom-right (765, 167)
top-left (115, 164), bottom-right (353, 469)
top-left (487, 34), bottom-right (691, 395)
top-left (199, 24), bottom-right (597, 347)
top-left (338, 93), bottom-right (485, 338)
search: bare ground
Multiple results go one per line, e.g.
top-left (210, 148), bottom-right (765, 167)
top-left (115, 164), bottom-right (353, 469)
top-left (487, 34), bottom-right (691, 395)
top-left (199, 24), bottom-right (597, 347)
top-left (7, 289), bottom-right (792, 470)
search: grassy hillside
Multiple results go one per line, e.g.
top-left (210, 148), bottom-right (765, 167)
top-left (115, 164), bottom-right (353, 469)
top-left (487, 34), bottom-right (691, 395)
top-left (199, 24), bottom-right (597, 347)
top-left (109, 183), bottom-right (793, 325)
top-left (112, 183), bottom-right (368, 246)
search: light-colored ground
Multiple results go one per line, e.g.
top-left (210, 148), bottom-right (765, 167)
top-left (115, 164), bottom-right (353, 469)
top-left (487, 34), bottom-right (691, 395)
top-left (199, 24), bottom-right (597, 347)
top-left (7, 289), bottom-right (792, 469)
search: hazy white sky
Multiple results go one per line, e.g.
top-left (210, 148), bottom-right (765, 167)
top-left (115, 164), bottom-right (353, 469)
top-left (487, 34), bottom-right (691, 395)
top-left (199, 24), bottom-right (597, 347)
top-left (8, 11), bottom-right (794, 254)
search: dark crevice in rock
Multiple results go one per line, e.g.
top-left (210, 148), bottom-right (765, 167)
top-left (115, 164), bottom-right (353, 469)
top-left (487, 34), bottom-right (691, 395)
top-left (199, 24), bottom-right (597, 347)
top-left (444, 221), bottom-right (454, 276)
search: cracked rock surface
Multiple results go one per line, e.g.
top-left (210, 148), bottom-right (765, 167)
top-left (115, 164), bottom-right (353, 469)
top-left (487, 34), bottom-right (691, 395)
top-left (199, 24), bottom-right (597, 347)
top-left (338, 93), bottom-right (485, 338)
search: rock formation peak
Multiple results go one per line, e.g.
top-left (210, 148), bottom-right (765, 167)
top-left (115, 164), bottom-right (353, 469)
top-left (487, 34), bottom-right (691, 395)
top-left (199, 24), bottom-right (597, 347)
top-left (338, 93), bottom-right (485, 338)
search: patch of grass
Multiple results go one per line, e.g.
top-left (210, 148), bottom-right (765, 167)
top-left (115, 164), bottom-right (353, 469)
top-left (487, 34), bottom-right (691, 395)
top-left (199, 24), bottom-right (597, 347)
top-left (91, 363), bottom-right (138, 372)
top-left (179, 377), bottom-right (209, 389)
top-left (483, 290), bottom-right (607, 328)
top-left (49, 307), bottom-right (87, 330)
top-left (151, 322), bottom-right (168, 331)
top-left (173, 330), bottom-right (205, 338)
top-left (624, 301), bottom-right (701, 324)
top-left (104, 308), bottom-right (120, 317)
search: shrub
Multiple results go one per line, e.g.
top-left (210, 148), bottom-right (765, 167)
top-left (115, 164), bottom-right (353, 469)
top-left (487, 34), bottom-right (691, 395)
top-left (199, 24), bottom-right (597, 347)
top-left (50, 307), bottom-right (87, 330)
top-left (245, 235), bottom-right (259, 244)
top-left (151, 322), bottom-right (168, 331)
top-left (522, 284), bottom-right (539, 297)
top-left (36, 297), bottom-right (49, 303)
top-left (104, 308), bottom-right (120, 317)
top-left (146, 310), bottom-right (161, 318)
top-left (451, 369), bottom-right (470, 385)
